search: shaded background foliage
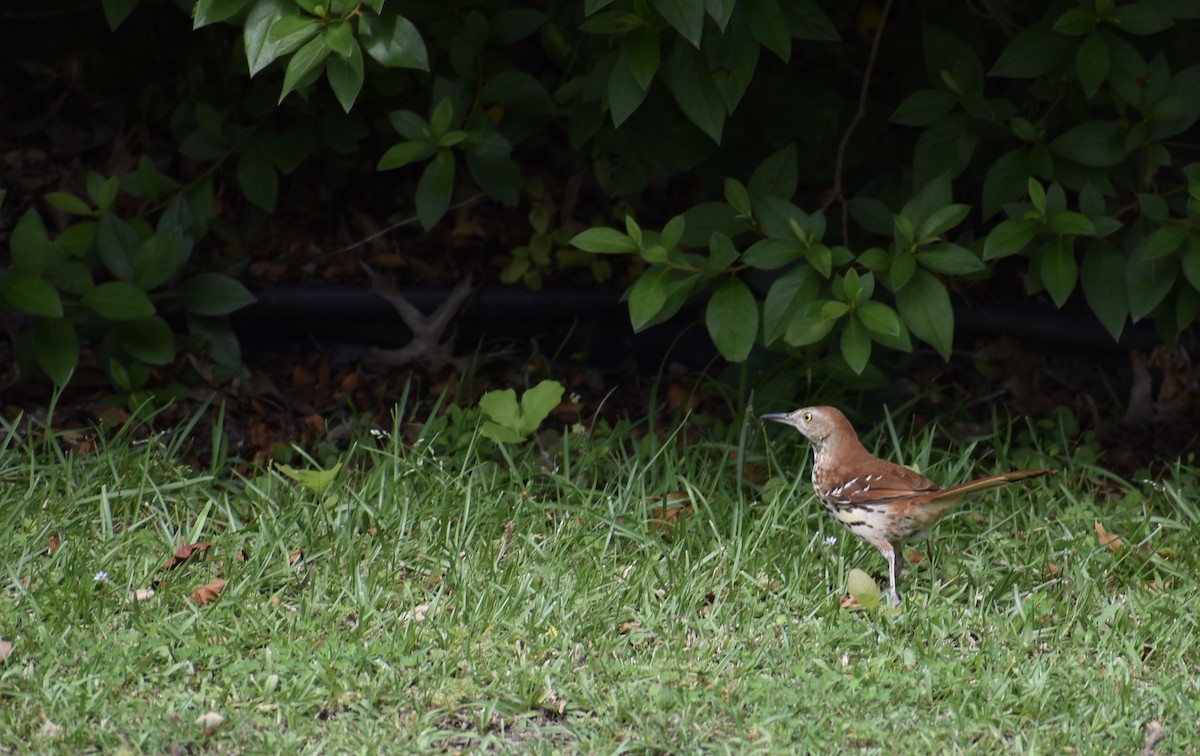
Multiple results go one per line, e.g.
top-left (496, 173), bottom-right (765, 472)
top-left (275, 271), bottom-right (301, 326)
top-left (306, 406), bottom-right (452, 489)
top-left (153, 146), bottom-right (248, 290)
top-left (1, 0), bottom-right (1199, 404)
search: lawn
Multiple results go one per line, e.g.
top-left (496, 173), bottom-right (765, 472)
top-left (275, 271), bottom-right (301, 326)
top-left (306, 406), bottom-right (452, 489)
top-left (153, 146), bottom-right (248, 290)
top-left (0, 398), bottom-right (1195, 752)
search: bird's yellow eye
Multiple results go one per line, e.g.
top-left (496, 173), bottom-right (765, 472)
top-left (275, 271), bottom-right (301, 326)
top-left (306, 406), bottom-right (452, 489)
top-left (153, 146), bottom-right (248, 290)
top-left (802, 411), bottom-right (812, 423)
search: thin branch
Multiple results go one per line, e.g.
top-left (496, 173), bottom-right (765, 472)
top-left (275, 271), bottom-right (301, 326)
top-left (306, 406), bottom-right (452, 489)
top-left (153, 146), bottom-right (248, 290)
top-left (821, 0), bottom-right (896, 246)
top-left (333, 193), bottom-right (485, 255)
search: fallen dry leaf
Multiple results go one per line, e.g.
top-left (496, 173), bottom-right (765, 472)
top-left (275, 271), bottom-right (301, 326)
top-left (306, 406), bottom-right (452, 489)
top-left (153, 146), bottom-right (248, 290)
top-left (906, 551), bottom-right (926, 564)
top-left (195, 711), bottom-right (225, 735)
top-left (401, 603), bottom-right (429, 623)
top-left (648, 491), bottom-right (694, 534)
top-left (289, 548), bottom-right (304, 565)
top-left (188, 579), bottom-right (227, 606)
top-left (46, 532), bottom-right (61, 555)
top-left (162, 542), bottom-right (214, 571)
top-left (128, 588), bottom-right (156, 603)
top-left (0, 637), bottom-right (12, 661)
top-left (1095, 521), bottom-right (1152, 561)
top-left (839, 594), bottom-right (864, 610)
top-left (1046, 562), bottom-right (1061, 576)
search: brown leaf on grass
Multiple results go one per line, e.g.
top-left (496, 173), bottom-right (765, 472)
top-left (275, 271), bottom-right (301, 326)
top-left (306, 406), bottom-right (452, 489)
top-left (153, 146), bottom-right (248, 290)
top-left (0, 637), bottom-right (12, 661)
top-left (839, 594), bottom-right (864, 610)
top-left (289, 548), bottom-right (304, 565)
top-left (1095, 521), bottom-right (1152, 561)
top-left (906, 551), bottom-right (926, 564)
top-left (617, 621), bottom-right (642, 635)
top-left (188, 579), bottom-right (226, 606)
top-left (162, 542), bottom-right (213, 571)
top-left (46, 532), bottom-right (61, 555)
top-left (128, 588), bottom-right (156, 603)
top-left (1046, 562), bottom-right (1061, 577)
top-left (401, 603), bottom-right (429, 623)
top-left (648, 491), bottom-right (694, 534)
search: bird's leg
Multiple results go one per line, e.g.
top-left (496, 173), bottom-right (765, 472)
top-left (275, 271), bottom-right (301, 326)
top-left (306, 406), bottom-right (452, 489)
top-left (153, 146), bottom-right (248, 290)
top-left (878, 540), bottom-right (904, 606)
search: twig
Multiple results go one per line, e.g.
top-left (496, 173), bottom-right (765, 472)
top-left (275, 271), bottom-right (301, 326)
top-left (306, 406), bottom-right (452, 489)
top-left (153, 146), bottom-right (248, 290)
top-left (334, 193), bottom-right (485, 254)
top-left (821, 0), bottom-right (896, 245)
top-left (363, 264), bottom-right (474, 369)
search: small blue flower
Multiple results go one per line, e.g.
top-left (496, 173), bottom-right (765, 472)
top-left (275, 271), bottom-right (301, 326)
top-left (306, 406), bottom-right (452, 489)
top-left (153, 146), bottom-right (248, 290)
top-left (824, 536), bottom-right (838, 546)
top-left (93, 571), bottom-right (109, 582)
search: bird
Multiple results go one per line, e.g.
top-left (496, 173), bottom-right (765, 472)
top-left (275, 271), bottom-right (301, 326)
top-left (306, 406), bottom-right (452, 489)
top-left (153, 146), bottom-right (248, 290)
top-left (761, 406), bottom-right (1053, 606)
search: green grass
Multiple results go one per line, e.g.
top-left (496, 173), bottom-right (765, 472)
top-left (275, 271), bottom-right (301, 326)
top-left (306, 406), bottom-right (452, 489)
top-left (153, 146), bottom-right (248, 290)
top-left (1, 402), bottom-right (1197, 753)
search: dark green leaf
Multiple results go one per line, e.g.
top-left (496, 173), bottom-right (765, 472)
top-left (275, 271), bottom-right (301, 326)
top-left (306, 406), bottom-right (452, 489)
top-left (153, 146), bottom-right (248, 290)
top-left (742, 239), bottom-right (803, 270)
top-left (279, 34), bottom-right (331, 102)
top-left (377, 141), bottom-right (436, 170)
top-left (706, 277), bottom-right (757, 361)
top-left (244, 0), bottom-right (287, 76)
top-left (803, 244), bottom-right (832, 278)
top-left (989, 22), bottom-right (1072, 78)
top-left (668, 40), bottom-right (725, 143)
top-left (1126, 254), bottom-right (1175, 322)
top-left (194, 0), bottom-right (249, 29)
top-left (176, 273), bottom-right (256, 316)
top-left (103, 0), bottom-right (139, 30)
top-left (1137, 224), bottom-right (1187, 259)
top-left (742, 0), bottom-right (791, 61)
top-left (652, 0), bottom-right (703, 47)
top-left (44, 192), bottom-right (92, 217)
top-left (706, 0), bottom-right (735, 30)
top-left (415, 150), bottom-right (455, 230)
top-left (237, 149), bottom-right (278, 211)
top-left (264, 14), bottom-right (321, 68)
top-left (705, 232), bottom-right (740, 271)
top-left (1081, 241), bottom-right (1127, 340)
top-left (97, 213), bottom-right (139, 281)
top-left (747, 143), bottom-right (798, 201)
top-left (784, 0), bottom-right (838, 41)
top-left (628, 266), bottom-right (672, 330)
top-left (891, 89), bottom-right (957, 127)
top-left (1040, 238), bottom-right (1077, 307)
top-left (11, 209), bottom-right (50, 274)
top-left (1111, 3), bottom-right (1173, 34)
top-left (490, 8), bottom-right (546, 45)
top-left (984, 218), bottom-right (1039, 260)
top-left (1046, 211), bottom-right (1096, 236)
top-left (724, 179), bottom-right (751, 216)
top-left (117, 315), bottom-right (176, 365)
top-left (680, 202), bottom-right (744, 247)
top-left (763, 265), bottom-right (820, 344)
top-left (608, 44), bottom-right (652, 127)
top-left (1075, 32), bottom-right (1110, 98)
top-left (571, 227), bottom-right (639, 254)
top-left (5, 274), bottom-right (62, 317)
top-left (916, 244), bottom-right (986, 275)
top-left (856, 300), bottom-right (902, 337)
top-left (895, 269), bottom-right (953, 359)
top-left (847, 199), bottom-right (893, 235)
top-left (430, 97), bottom-right (455, 138)
top-left (131, 229), bottom-right (190, 290)
top-left (890, 253), bottom-right (917, 290)
top-left (784, 301), bottom-right (836, 347)
top-left (84, 282), bottom-right (154, 320)
top-left (841, 317), bottom-right (871, 374)
top-left (359, 12), bottom-right (429, 70)
top-left (1053, 8), bottom-right (1095, 35)
top-left (628, 30), bottom-right (661, 89)
top-left (1049, 121), bottom-right (1128, 167)
top-left (32, 318), bottom-right (78, 386)
top-left (327, 42), bottom-right (364, 113)
top-left (1182, 234), bottom-right (1200, 291)
top-left (918, 204), bottom-right (971, 241)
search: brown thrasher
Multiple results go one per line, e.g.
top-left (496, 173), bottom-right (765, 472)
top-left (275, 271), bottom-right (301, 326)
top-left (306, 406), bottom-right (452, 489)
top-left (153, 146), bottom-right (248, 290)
top-left (762, 406), bottom-right (1053, 606)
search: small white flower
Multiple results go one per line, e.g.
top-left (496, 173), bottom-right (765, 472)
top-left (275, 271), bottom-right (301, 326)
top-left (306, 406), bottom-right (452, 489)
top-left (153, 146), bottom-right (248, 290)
top-left (94, 571), bottom-right (109, 582)
top-left (824, 536), bottom-right (838, 546)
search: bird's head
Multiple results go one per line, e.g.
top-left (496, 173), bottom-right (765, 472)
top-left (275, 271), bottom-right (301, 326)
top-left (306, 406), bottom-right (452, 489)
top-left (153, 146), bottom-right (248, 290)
top-left (760, 406), bottom-right (849, 450)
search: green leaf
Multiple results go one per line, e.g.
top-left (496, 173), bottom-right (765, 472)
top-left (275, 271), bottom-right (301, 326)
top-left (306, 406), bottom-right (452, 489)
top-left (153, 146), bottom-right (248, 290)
top-left (326, 42), bottom-right (364, 113)
top-left (571, 228), bottom-right (639, 254)
top-left (1182, 234), bottom-right (1200, 291)
top-left (519, 380), bottom-right (565, 434)
top-left (117, 315), bottom-right (176, 365)
top-left (1111, 3), bottom-right (1173, 34)
top-left (194, 0), bottom-right (249, 29)
top-left (747, 143), bottom-right (798, 200)
top-left (628, 29), bottom-right (661, 89)
top-left (890, 89), bottom-right (957, 127)
top-left (652, 0), bottom-right (703, 46)
top-left (279, 33), bottom-right (331, 102)
top-left (609, 44), bottom-right (652, 127)
top-left (889, 253), bottom-right (917, 290)
top-left (359, 12), bottom-right (428, 70)
top-left (244, 0), bottom-right (287, 76)
top-left (176, 273), bottom-right (256, 317)
top-left (840, 317), bottom-right (871, 374)
top-left (1126, 254), bottom-right (1175, 322)
top-left (1046, 211), bottom-right (1096, 236)
top-left (763, 265), bottom-right (820, 344)
top-left (661, 215), bottom-right (685, 251)
top-left (1040, 238), bottom-right (1077, 307)
top-left (784, 301), bottom-right (836, 347)
top-left (1075, 32), bottom-right (1110, 98)
top-left (479, 380), bottom-right (565, 442)
top-left (84, 282), bottom-right (154, 320)
top-left (263, 14), bottom-right (321, 71)
top-left (97, 213), bottom-right (140, 281)
top-left (278, 462), bottom-right (343, 494)
top-left (1053, 7), bottom-right (1095, 35)
top-left (706, 277), bottom-right (758, 361)
top-left (803, 244), bottom-right (832, 278)
top-left (916, 244), bottom-right (985, 275)
top-left (10, 209), bottom-right (50, 274)
top-left (323, 18), bottom-right (356, 57)
top-left (131, 229), bottom-right (190, 290)
top-left (237, 149), bottom-right (278, 212)
top-left (895, 269), bottom-right (953, 360)
top-left (415, 150), bottom-right (455, 230)
top-left (1137, 224), bottom-right (1187, 260)
top-left (1049, 121), bottom-right (1128, 167)
top-left (917, 204), bottom-right (971, 241)
top-left (668, 40), bottom-right (725, 143)
top-left (705, 231), bottom-right (739, 270)
top-left (742, 239), bottom-right (803, 270)
top-left (743, 0), bottom-right (791, 61)
top-left (430, 97), bottom-right (455, 138)
top-left (5, 274), bottom-right (63, 317)
top-left (389, 110), bottom-right (427, 141)
top-left (1028, 177), bottom-right (1047, 214)
top-left (856, 301), bottom-right (902, 337)
top-left (989, 22), bottom-right (1072, 78)
top-left (628, 266), bottom-right (672, 330)
top-left (32, 318), bottom-right (79, 387)
top-left (44, 192), bottom-right (92, 217)
top-left (1081, 241), bottom-right (1127, 341)
top-left (377, 141), bottom-right (436, 170)
top-left (984, 218), bottom-right (1039, 260)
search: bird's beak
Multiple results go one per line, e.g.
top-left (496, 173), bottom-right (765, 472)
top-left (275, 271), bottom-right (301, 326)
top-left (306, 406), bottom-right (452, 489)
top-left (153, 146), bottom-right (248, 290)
top-left (760, 412), bottom-right (793, 425)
